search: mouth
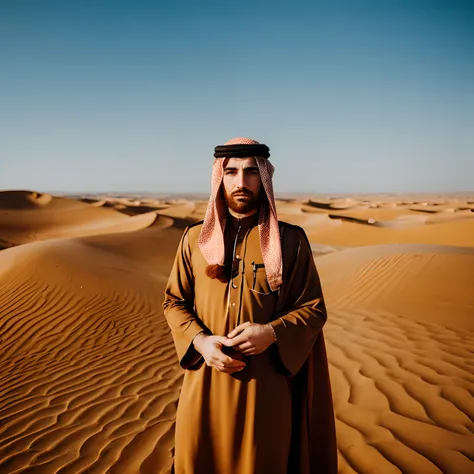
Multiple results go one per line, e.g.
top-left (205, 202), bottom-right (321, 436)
top-left (233, 193), bottom-right (252, 199)
top-left (233, 195), bottom-right (251, 202)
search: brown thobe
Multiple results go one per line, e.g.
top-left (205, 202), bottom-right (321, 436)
top-left (163, 214), bottom-right (337, 474)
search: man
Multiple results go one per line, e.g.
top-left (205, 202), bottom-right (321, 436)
top-left (163, 137), bottom-right (337, 474)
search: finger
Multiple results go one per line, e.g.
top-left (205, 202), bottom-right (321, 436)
top-left (214, 353), bottom-right (245, 368)
top-left (209, 359), bottom-right (226, 369)
top-left (242, 347), bottom-right (256, 355)
top-left (216, 365), bottom-right (235, 373)
top-left (225, 362), bottom-right (248, 373)
top-left (234, 342), bottom-right (252, 352)
top-left (227, 322), bottom-right (251, 339)
top-left (212, 359), bottom-right (244, 371)
top-left (221, 334), bottom-right (247, 347)
top-left (214, 336), bottom-right (230, 345)
top-left (226, 367), bottom-right (245, 374)
top-left (218, 363), bottom-right (245, 373)
top-left (212, 346), bottom-right (246, 366)
top-left (207, 356), bottom-right (239, 371)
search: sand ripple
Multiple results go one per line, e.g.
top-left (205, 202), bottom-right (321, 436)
top-left (318, 245), bottom-right (474, 473)
top-left (1, 194), bottom-right (474, 473)
top-left (0, 234), bottom-right (182, 474)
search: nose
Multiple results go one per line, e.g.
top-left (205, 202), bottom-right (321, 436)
top-left (236, 169), bottom-right (246, 189)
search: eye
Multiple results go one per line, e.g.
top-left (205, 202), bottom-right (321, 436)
top-left (224, 169), bottom-right (237, 175)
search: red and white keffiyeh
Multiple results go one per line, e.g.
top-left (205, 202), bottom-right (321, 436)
top-left (198, 137), bottom-right (283, 291)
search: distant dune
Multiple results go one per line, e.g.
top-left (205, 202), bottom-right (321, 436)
top-left (1, 190), bottom-right (473, 473)
top-left (0, 190), bottom-right (162, 247)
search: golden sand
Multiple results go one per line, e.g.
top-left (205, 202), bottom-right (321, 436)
top-left (1, 190), bottom-right (473, 473)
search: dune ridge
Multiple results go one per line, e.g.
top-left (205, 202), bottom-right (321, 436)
top-left (0, 191), bottom-right (162, 247)
top-left (1, 191), bottom-right (473, 473)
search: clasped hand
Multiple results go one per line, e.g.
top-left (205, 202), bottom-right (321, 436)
top-left (193, 322), bottom-right (275, 374)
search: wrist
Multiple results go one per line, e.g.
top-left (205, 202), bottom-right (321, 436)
top-left (266, 323), bottom-right (277, 344)
top-left (192, 331), bottom-right (207, 352)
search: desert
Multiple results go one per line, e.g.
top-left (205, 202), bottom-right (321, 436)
top-left (0, 190), bottom-right (473, 473)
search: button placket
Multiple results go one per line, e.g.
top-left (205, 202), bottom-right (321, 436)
top-left (229, 235), bottom-right (245, 309)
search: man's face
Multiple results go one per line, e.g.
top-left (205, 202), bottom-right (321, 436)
top-left (222, 157), bottom-right (262, 215)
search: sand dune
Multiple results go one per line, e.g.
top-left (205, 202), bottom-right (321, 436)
top-left (1, 192), bottom-right (473, 473)
top-left (0, 226), bottom-right (184, 474)
top-left (303, 217), bottom-right (474, 248)
top-left (317, 243), bottom-right (474, 327)
top-left (155, 202), bottom-right (196, 220)
top-left (316, 244), bottom-right (474, 473)
top-left (0, 190), bottom-right (161, 247)
top-left (308, 198), bottom-right (370, 211)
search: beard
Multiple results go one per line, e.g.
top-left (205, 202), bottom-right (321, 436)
top-left (223, 188), bottom-right (260, 215)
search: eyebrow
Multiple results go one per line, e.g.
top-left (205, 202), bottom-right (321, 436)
top-left (224, 166), bottom-right (259, 172)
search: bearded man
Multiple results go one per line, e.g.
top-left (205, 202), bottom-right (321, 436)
top-left (163, 137), bottom-right (337, 474)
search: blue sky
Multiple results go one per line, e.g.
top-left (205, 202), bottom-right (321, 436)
top-left (1, 0), bottom-right (472, 193)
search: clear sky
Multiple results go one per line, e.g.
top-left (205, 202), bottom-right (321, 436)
top-left (1, 0), bottom-right (472, 194)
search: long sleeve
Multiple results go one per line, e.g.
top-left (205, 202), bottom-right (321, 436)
top-left (269, 227), bottom-right (327, 376)
top-left (163, 227), bottom-right (205, 370)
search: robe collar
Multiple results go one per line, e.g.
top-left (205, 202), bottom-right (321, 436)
top-left (227, 212), bottom-right (259, 231)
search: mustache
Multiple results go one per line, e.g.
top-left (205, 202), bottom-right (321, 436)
top-left (232, 189), bottom-right (254, 197)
